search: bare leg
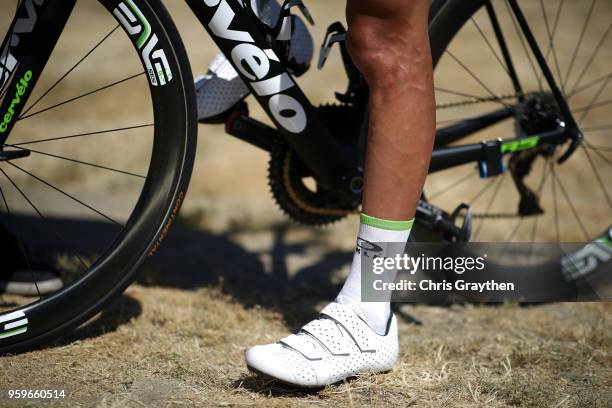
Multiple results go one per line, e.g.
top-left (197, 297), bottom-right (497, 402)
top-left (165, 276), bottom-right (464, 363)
top-left (332, 0), bottom-right (435, 334)
top-left (346, 0), bottom-right (435, 220)
top-left (244, 1), bottom-right (436, 387)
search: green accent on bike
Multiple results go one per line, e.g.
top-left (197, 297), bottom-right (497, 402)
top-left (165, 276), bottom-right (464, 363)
top-left (158, 68), bottom-right (169, 84)
top-left (0, 70), bottom-right (33, 134)
top-left (500, 136), bottom-right (540, 154)
top-left (0, 326), bottom-right (27, 339)
top-left (360, 213), bottom-right (414, 231)
top-left (596, 235), bottom-right (612, 247)
top-left (127, 0), bottom-right (151, 48)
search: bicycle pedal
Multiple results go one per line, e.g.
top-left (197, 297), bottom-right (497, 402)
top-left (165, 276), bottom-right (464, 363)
top-left (274, 0), bottom-right (314, 41)
top-left (318, 22), bottom-right (347, 70)
top-left (281, 0), bottom-right (314, 25)
top-left (450, 203), bottom-right (472, 243)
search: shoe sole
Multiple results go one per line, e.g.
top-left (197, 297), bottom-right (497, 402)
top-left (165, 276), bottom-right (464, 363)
top-left (246, 364), bottom-right (392, 390)
top-left (246, 364), bottom-right (328, 389)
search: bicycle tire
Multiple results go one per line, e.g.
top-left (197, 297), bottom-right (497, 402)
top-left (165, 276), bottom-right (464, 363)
top-left (421, 0), bottom-right (611, 301)
top-left (0, 0), bottom-right (196, 353)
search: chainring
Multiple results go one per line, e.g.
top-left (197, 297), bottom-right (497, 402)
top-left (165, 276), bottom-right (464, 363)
top-left (267, 104), bottom-right (359, 226)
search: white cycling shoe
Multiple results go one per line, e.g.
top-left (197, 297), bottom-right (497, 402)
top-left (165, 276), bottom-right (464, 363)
top-left (245, 302), bottom-right (399, 388)
top-left (195, 0), bottom-right (313, 122)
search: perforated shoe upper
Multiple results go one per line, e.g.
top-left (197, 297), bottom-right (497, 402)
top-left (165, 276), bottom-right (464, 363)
top-left (245, 302), bottom-right (399, 387)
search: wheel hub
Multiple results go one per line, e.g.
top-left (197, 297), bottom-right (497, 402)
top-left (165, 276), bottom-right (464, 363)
top-left (0, 148), bottom-right (30, 162)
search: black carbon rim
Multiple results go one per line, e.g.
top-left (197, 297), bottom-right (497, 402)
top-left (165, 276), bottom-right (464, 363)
top-left (0, 0), bottom-right (196, 353)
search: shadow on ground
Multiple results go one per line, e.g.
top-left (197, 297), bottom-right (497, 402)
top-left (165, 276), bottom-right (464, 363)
top-left (2, 214), bottom-right (355, 334)
top-left (49, 293), bottom-right (142, 347)
top-left (140, 221), bottom-right (354, 328)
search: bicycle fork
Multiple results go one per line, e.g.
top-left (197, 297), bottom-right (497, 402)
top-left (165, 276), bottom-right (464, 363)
top-left (0, 0), bottom-right (76, 161)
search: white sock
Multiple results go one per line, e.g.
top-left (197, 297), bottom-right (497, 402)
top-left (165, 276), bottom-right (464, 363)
top-left (336, 213), bottom-right (413, 335)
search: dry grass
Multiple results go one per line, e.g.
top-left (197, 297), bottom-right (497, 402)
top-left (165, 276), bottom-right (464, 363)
top-left (1, 283), bottom-right (610, 407)
top-left (0, 1), bottom-right (611, 407)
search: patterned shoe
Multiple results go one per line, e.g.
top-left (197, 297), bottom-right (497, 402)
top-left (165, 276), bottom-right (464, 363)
top-left (245, 302), bottom-right (399, 388)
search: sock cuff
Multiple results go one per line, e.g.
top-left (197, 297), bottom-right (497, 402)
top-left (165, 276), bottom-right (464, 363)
top-left (360, 213), bottom-right (414, 231)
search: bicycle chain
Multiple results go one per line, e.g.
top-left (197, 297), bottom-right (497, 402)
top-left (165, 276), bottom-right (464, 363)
top-left (280, 93), bottom-right (528, 221)
top-left (438, 92), bottom-right (533, 220)
top-left (282, 150), bottom-right (359, 217)
top-left (435, 92), bottom-right (523, 109)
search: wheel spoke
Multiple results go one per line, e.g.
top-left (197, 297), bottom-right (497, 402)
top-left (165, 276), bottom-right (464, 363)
top-left (583, 143), bottom-right (612, 153)
top-left (505, 217), bottom-right (524, 243)
top-left (6, 162), bottom-right (122, 226)
top-left (468, 178), bottom-right (498, 205)
top-left (562, 0), bottom-right (597, 92)
top-left (471, 17), bottom-right (510, 76)
top-left (0, 183), bottom-right (41, 298)
top-left (551, 168), bottom-right (590, 241)
top-left (428, 171), bottom-right (476, 200)
top-left (575, 97), bottom-right (612, 117)
top-left (0, 167), bottom-right (89, 270)
top-left (473, 173), bottom-right (506, 240)
top-left (576, 76), bottom-right (612, 123)
top-left (504, 0), bottom-right (542, 91)
top-left (581, 124), bottom-right (612, 133)
top-left (581, 145), bottom-right (612, 208)
top-left (529, 159), bottom-right (553, 242)
top-left (18, 72), bottom-right (145, 121)
top-left (2, 144), bottom-right (146, 178)
top-left (569, 71), bottom-right (612, 99)
top-left (538, 0), bottom-right (564, 92)
top-left (20, 25), bottom-right (120, 117)
top-left (529, 214), bottom-right (539, 243)
top-left (550, 162), bottom-right (560, 242)
top-left (435, 87), bottom-right (502, 102)
top-left (9, 124), bottom-right (153, 146)
top-left (568, 21), bottom-right (612, 96)
top-left (584, 142), bottom-right (612, 164)
top-left (443, 50), bottom-right (511, 107)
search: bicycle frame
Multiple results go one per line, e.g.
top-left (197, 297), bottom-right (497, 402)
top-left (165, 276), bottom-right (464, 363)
top-left (1, 0), bottom-right (582, 201)
top-left (185, 0), bottom-right (581, 192)
top-left (185, 0), bottom-right (362, 201)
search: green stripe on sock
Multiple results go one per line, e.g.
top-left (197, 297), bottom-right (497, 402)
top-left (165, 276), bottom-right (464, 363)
top-left (360, 213), bottom-right (414, 231)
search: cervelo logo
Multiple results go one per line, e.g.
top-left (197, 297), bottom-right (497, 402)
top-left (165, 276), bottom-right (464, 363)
top-left (203, 0), bottom-right (307, 133)
top-left (0, 0), bottom-right (43, 89)
top-left (113, 0), bottom-right (172, 86)
top-left (0, 70), bottom-right (33, 134)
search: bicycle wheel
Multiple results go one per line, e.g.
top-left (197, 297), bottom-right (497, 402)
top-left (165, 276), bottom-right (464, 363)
top-left (426, 0), bottom-right (611, 244)
top-left (420, 0), bottom-right (612, 300)
top-left (0, 0), bottom-right (196, 353)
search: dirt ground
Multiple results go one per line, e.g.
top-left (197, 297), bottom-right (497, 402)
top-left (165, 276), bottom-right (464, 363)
top-left (1, 0), bottom-right (611, 407)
